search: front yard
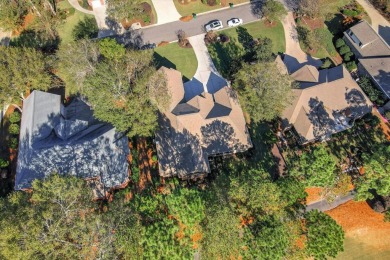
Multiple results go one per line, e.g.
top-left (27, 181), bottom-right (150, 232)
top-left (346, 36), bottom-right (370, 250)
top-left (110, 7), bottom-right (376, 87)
top-left (154, 43), bottom-right (198, 81)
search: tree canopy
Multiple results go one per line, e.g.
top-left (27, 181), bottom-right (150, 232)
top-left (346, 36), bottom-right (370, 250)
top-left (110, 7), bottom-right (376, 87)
top-left (262, 0), bottom-right (287, 23)
top-left (106, 0), bottom-right (143, 21)
top-left (356, 143), bottom-right (390, 200)
top-left (233, 62), bottom-right (292, 122)
top-left (0, 46), bottom-right (51, 106)
top-left (289, 144), bottom-right (337, 187)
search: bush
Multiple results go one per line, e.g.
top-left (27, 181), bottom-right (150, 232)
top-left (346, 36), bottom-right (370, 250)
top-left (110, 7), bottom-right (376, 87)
top-left (385, 111), bottom-right (390, 120)
top-left (320, 58), bottom-right (332, 69)
top-left (358, 76), bottom-right (386, 105)
top-left (72, 17), bottom-right (99, 40)
top-left (152, 155), bottom-right (158, 162)
top-left (342, 9), bottom-right (359, 17)
top-left (207, 0), bottom-right (217, 6)
top-left (8, 124), bottom-right (20, 135)
top-left (335, 38), bottom-right (346, 48)
top-left (339, 45), bottom-right (351, 55)
top-left (8, 137), bottom-right (18, 149)
top-left (346, 61), bottom-right (357, 71)
top-left (0, 158), bottom-right (9, 168)
top-left (9, 112), bottom-right (21, 123)
top-left (343, 51), bottom-right (354, 62)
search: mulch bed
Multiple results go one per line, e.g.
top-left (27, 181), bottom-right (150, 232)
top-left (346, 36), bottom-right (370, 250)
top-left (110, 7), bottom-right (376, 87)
top-left (301, 17), bottom-right (324, 30)
top-left (120, 2), bottom-right (155, 29)
top-left (263, 20), bottom-right (278, 28)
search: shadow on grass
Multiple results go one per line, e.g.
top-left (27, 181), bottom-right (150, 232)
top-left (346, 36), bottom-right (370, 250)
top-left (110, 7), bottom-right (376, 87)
top-left (153, 52), bottom-right (189, 82)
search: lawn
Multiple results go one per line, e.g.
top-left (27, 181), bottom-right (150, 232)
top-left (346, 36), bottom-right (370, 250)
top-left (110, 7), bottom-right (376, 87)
top-left (220, 20), bottom-right (285, 54)
top-left (154, 43), bottom-right (198, 81)
top-left (56, 0), bottom-right (95, 44)
top-left (173, 0), bottom-right (249, 16)
top-left (335, 236), bottom-right (390, 260)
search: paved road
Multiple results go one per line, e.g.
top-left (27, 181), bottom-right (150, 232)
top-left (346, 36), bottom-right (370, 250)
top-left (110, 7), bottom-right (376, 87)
top-left (306, 191), bottom-right (356, 212)
top-left (139, 3), bottom-right (261, 44)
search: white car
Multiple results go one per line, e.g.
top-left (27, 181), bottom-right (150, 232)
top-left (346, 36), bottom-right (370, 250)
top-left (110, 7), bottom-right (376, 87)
top-left (205, 20), bottom-right (223, 32)
top-left (227, 18), bottom-right (243, 27)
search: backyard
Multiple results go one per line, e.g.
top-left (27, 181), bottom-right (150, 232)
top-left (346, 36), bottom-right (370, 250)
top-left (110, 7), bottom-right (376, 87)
top-left (56, 0), bottom-right (95, 44)
top-left (173, 0), bottom-right (249, 16)
top-left (154, 43), bottom-right (198, 81)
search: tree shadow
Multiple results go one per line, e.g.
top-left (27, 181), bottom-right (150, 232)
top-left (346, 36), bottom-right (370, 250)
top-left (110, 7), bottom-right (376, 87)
top-left (378, 25), bottom-right (390, 45)
top-left (10, 29), bottom-right (60, 53)
top-left (0, 36), bottom-right (10, 46)
top-left (307, 97), bottom-right (335, 141)
top-left (103, 29), bottom-right (145, 49)
top-left (250, 0), bottom-right (264, 18)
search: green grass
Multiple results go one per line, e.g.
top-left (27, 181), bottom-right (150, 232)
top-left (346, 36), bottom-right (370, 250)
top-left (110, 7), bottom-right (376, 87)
top-left (154, 43), bottom-right (198, 81)
top-left (319, 0), bottom-right (352, 18)
top-left (173, 0), bottom-right (249, 16)
top-left (56, 1), bottom-right (94, 44)
top-left (220, 20), bottom-right (286, 54)
top-left (335, 236), bottom-right (390, 260)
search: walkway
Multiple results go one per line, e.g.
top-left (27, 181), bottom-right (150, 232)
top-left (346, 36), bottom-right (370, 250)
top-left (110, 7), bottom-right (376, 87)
top-left (306, 191), bottom-right (356, 212)
top-left (356, 0), bottom-right (390, 44)
top-left (183, 34), bottom-right (227, 100)
top-left (67, 0), bottom-right (94, 14)
top-left (281, 12), bottom-right (322, 73)
top-left (93, 4), bottom-right (125, 38)
top-left (151, 0), bottom-right (181, 25)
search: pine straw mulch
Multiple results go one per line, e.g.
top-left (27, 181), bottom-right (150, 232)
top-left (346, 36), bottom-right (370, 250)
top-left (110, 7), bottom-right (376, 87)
top-left (326, 200), bottom-right (390, 251)
top-left (305, 187), bottom-right (324, 204)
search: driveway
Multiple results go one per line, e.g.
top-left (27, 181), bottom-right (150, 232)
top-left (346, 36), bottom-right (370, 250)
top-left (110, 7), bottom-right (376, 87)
top-left (183, 34), bottom-right (227, 100)
top-left (139, 3), bottom-right (260, 44)
top-left (281, 12), bottom-right (322, 73)
top-left (306, 191), bottom-right (356, 212)
top-left (151, 0), bottom-right (181, 25)
top-left (67, 0), bottom-right (94, 15)
top-left (0, 28), bottom-right (11, 46)
top-left (356, 0), bottom-right (390, 45)
top-left (93, 4), bottom-right (125, 38)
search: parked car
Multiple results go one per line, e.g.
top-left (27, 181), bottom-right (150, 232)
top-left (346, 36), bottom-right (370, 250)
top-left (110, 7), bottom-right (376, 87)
top-left (140, 43), bottom-right (156, 50)
top-left (205, 20), bottom-right (223, 32)
top-left (227, 18), bottom-right (243, 27)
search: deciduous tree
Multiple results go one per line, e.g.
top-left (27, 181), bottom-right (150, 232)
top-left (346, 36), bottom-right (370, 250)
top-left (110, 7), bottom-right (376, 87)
top-left (262, 0), bottom-right (287, 23)
top-left (106, 0), bottom-right (143, 21)
top-left (233, 62), bottom-right (292, 122)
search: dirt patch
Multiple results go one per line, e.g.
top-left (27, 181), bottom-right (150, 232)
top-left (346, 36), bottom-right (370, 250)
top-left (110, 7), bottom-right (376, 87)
top-left (305, 187), bottom-right (324, 204)
top-left (326, 200), bottom-right (390, 251)
top-left (301, 17), bottom-right (324, 30)
top-left (180, 15), bottom-right (193, 22)
top-left (158, 41), bottom-right (170, 47)
top-left (263, 20), bottom-right (277, 27)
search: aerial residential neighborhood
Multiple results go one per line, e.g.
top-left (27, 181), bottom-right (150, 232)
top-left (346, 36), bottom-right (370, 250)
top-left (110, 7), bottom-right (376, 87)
top-left (0, 0), bottom-right (389, 259)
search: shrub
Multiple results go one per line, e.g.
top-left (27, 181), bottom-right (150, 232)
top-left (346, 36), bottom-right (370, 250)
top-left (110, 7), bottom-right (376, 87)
top-left (346, 61), bottom-right (357, 71)
top-left (0, 158), bottom-right (9, 168)
top-left (320, 58), bottom-right (332, 69)
top-left (385, 111), bottom-right (390, 120)
top-left (204, 31), bottom-right (217, 45)
top-left (9, 112), bottom-right (21, 123)
top-left (342, 9), bottom-right (359, 17)
top-left (220, 34), bottom-right (230, 43)
top-left (335, 38), bottom-right (346, 48)
top-left (9, 124), bottom-right (20, 135)
top-left (152, 155), bottom-right (158, 162)
top-left (8, 137), bottom-right (18, 149)
top-left (72, 17), bottom-right (98, 40)
top-left (339, 45), bottom-right (351, 55)
top-left (358, 76), bottom-right (386, 105)
top-left (343, 51), bottom-right (354, 62)
top-left (177, 29), bottom-right (187, 47)
top-left (207, 0), bottom-right (217, 6)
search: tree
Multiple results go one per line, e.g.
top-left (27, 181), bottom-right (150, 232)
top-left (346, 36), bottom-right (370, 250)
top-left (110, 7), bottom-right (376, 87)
top-left (8, 123), bottom-right (20, 135)
top-left (0, 46), bottom-right (51, 108)
top-left (305, 210), bottom-right (344, 259)
top-left (289, 145), bottom-right (337, 187)
top-left (356, 144), bottom-right (390, 200)
top-left (0, 175), bottom-right (119, 259)
top-left (254, 37), bottom-right (273, 62)
top-left (298, 0), bottom-right (320, 18)
top-left (106, 0), bottom-right (143, 21)
top-left (72, 17), bottom-right (98, 40)
top-left (8, 112), bottom-right (21, 123)
top-left (56, 39), bottom-right (100, 94)
top-left (262, 0), bottom-right (287, 23)
top-left (0, 158), bottom-right (9, 168)
top-left (0, 0), bottom-right (28, 31)
top-left (233, 62), bottom-right (292, 122)
top-left (98, 37), bottom-right (126, 61)
top-left (335, 38), bottom-right (346, 48)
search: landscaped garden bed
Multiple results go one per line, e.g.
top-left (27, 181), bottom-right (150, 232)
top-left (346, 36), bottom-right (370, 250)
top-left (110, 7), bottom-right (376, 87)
top-left (121, 1), bottom-right (157, 28)
top-left (174, 0), bottom-right (249, 16)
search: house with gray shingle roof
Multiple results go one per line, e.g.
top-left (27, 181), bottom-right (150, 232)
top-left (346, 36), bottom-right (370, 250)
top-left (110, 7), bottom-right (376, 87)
top-left (16, 91), bottom-right (130, 198)
top-left (279, 59), bottom-right (372, 144)
top-left (155, 67), bottom-right (252, 179)
top-left (343, 21), bottom-right (390, 98)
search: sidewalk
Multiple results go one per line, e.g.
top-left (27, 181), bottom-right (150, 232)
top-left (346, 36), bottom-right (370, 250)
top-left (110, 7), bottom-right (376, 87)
top-left (151, 0), bottom-right (181, 25)
top-left (67, 0), bottom-right (94, 15)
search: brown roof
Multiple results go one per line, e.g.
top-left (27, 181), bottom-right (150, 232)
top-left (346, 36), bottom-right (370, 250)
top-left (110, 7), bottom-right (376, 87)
top-left (282, 65), bottom-right (372, 143)
top-left (156, 67), bottom-right (252, 178)
top-left (344, 21), bottom-right (390, 58)
top-left (359, 56), bottom-right (390, 98)
top-left (291, 65), bottom-right (319, 82)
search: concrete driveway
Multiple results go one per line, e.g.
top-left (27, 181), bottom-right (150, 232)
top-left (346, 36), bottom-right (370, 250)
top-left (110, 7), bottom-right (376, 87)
top-left (281, 12), bottom-right (322, 72)
top-left (139, 3), bottom-right (261, 44)
top-left (306, 191), bottom-right (356, 212)
top-left (151, 0), bottom-right (181, 25)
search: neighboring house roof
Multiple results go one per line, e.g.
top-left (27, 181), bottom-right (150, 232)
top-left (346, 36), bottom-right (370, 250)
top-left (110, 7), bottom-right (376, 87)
top-left (359, 56), bottom-right (390, 98)
top-left (15, 91), bottom-right (130, 198)
top-left (156, 67), bottom-right (252, 178)
top-left (344, 21), bottom-right (390, 57)
top-left (282, 64), bottom-right (372, 144)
